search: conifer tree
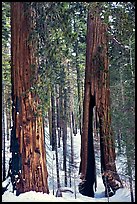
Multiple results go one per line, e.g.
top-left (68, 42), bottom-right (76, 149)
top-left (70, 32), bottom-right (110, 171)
top-left (79, 6), bottom-right (122, 197)
top-left (10, 2), bottom-right (49, 195)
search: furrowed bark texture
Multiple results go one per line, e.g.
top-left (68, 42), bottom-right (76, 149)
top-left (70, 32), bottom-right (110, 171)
top-left (79, 11), bottom-right (122, 197)
top-left (11, 2), bottom-right (49, 194)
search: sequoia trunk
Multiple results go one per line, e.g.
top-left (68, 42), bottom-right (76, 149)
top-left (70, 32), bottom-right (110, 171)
top-left (79, 9), bottom-right (122, 197)
top-left (11, 2), bottom-right (49, 195)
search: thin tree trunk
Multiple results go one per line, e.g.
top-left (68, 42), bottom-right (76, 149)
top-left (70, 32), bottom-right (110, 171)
top-left (5, 94), bottom-right (11, 141)
top-left (51, 85), bottom-right (62, 196)
top-left (72, 112), bottom-right (77, 136)
top-left (42, 109), bottom-right (46, 145)
top-left (117, 129), bottom-right (121, 154)
top-left (73, 18), bottom-right (82, 136)
top-left (70, 112), bottom-right (74, 166)
top-left (56, 85), bottom-right (61, 148)
top-left (129, 35), bottom-right (135, 83)
top-left (75, 40), bottom-right (82, 136)
top-left (67, 66), bottom-right (74, 187)
top-left (48, 107), bottom-right (52, 146)
top-left (62, 88), bottom-right (67, 187)
top-left (119, 68), bottom-right (125, 107)
top-left (126, 157), bottom-right (134, 202)
top-left (59, 86), bottom-right (63, 139)
top-left (69, 156), bottom-right (71, 187)
top-left (55, 141), bottom-right (62, 197)
top-left (51, 89), bottom-right (56, 151)
top-left (2, 82), bottom-right (6, 181)
top-left (11, 2), bottom-right (49, 195)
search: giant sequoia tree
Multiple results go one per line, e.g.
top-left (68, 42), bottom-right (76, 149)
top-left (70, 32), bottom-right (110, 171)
top-left (79, 7), bottom-right (123, 198)
top-left (10, 2), bottom-right (49, 195)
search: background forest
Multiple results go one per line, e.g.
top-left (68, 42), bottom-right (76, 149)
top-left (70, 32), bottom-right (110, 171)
top-left (2, 2), bottom-right (135, 202)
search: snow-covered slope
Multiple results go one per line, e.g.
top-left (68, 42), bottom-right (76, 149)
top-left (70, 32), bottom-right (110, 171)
top-left (2, 127), bottom-right (132, 202)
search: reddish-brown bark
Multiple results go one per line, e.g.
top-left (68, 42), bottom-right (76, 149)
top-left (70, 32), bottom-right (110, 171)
top-left (79, 10), bottom-right (122, 197)
top-left (11, 2), bottom-right (49, 194)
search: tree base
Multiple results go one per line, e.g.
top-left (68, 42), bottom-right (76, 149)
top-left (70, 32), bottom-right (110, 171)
top-left (56, 188), bottom-right (63, 197)
top-left (102, 171), bottom-right (122, 198)
top-left (78, 180), bottom-right (94, 197)
top-left (105, 187), bottom-right (115, 197)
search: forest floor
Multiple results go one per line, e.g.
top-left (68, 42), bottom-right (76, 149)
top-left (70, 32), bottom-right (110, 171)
top-left (2, 126), bottom-right (133, 202)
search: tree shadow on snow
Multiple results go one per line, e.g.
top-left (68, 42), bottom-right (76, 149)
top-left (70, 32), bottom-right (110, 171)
top-left (94, 191), bottom-right (106, 198)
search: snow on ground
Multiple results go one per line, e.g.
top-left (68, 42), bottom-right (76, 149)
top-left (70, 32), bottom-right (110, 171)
top-left (2, 177), bottom-right (131, 202)
top-left (2, 126), bottom-right (132, 202)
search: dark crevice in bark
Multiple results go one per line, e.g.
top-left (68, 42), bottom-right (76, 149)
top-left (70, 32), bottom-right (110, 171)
top-left (79, 93), bottom-right (96, 197)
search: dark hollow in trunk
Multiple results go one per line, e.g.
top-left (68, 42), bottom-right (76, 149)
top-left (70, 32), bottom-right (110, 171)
top-left (79, 94), bottom-right (96, 197)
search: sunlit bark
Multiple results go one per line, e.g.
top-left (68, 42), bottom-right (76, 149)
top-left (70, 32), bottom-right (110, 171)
top-left (11, 2), bottom-right (49, 195)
